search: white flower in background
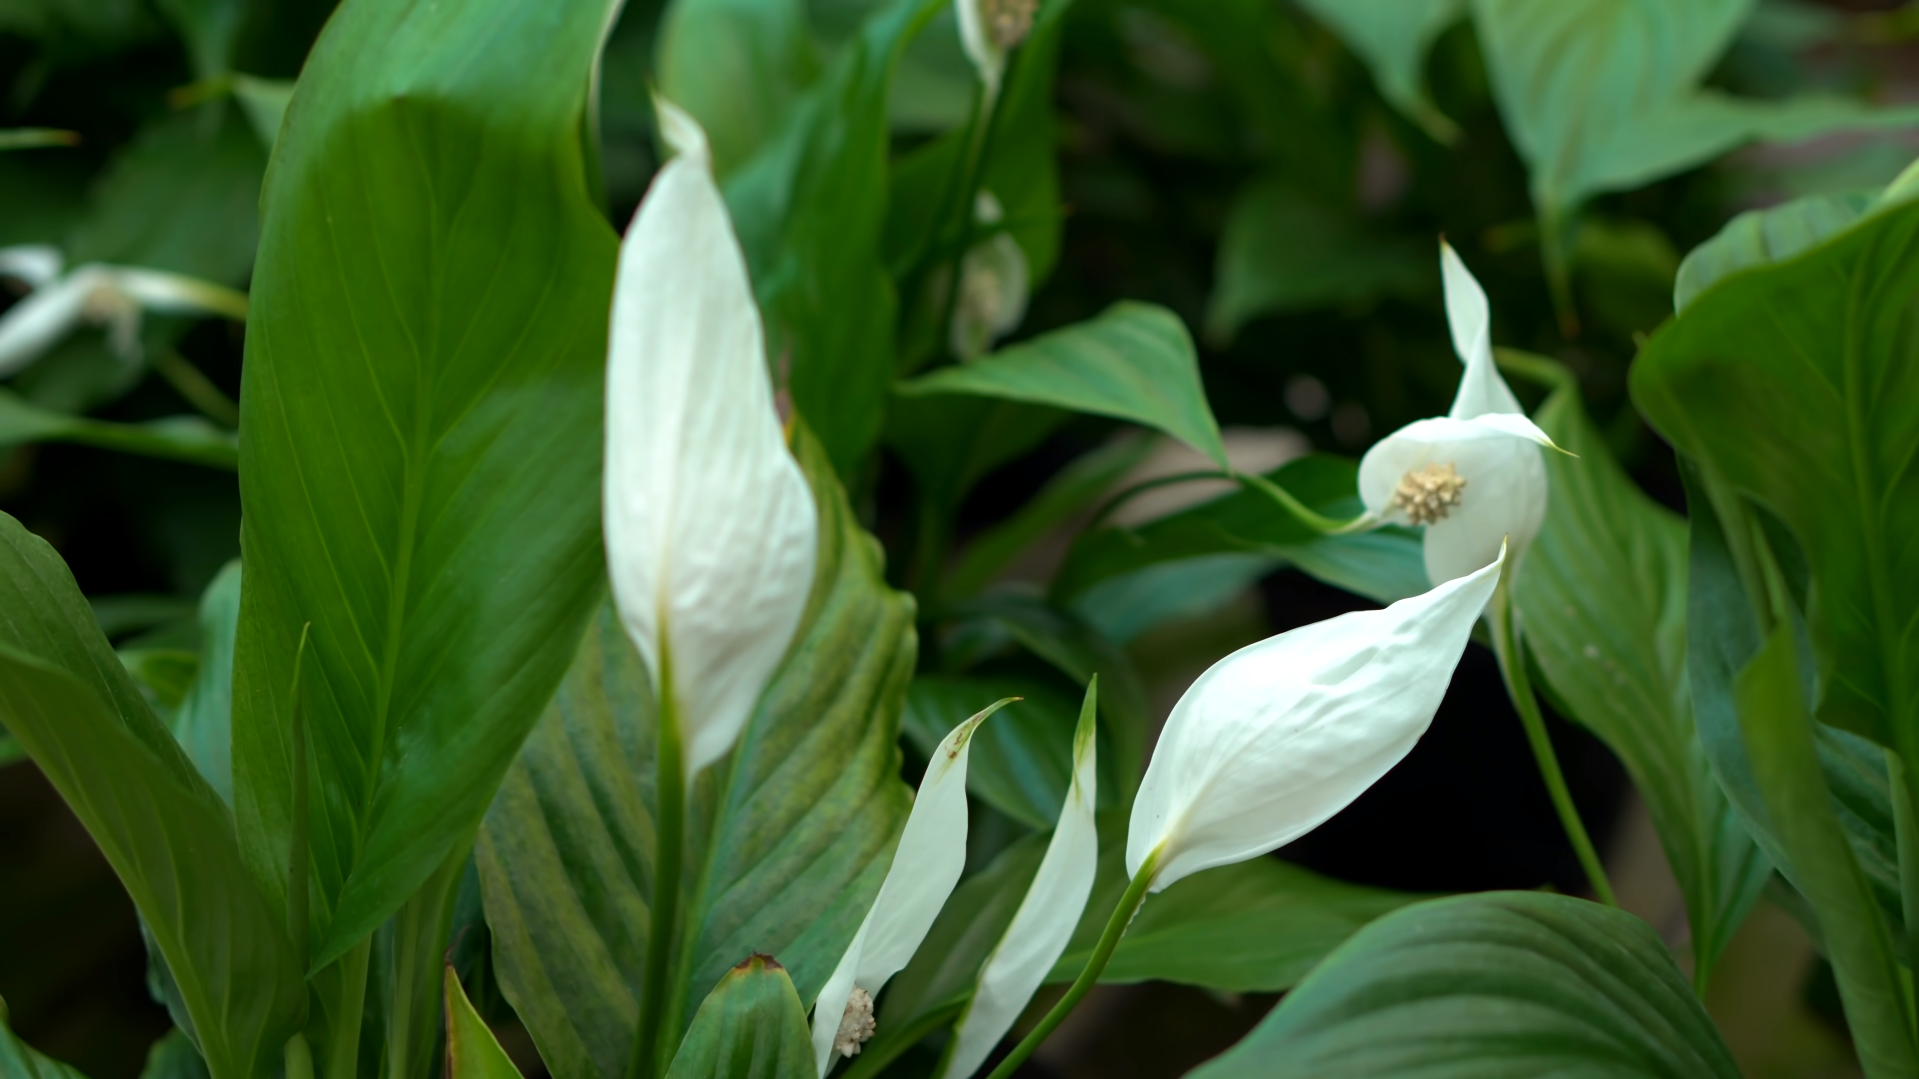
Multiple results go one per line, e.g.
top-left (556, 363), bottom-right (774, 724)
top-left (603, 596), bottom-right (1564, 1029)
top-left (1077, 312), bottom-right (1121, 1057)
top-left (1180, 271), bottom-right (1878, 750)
top-left (604, 99), bottom-right (819, 780)
top-left (940, 686), bottom-right (1099, 1079)
top-left (0, 245), bottom-right (248, 378)
top-left (811, 698), bottom-right (1020, 1077)
top-left (950, 191), bottom-right (1030, 361)
top-left (1357, 241), bottom-right (1554, 586)
top-left (956, 0), bottom-right (1039, 98)
top-left (1127, 547), bottom-right (1504, 892)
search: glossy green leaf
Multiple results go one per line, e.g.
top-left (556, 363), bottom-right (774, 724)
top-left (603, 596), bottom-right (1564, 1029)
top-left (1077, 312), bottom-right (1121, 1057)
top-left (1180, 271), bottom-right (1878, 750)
top-left (663, 954), bottom-right (815, 1079)
top-left (0, 513), bottom-right (304, 1079)
top-left (1472, 0), bottom-right (1919, 289)
top-left (445, 967), bottom-right (524, 1079)
top-left (1513, 383), bottom-right (1765, 982)
top-left (0, 997), bottom-right (89, 1079)
top-left (0, 388), bottom-right (238, 469)
top-left (1673, 190), bottom-right (1877, 312)
top-left (899, 302), bottom-right (1227, 469)
top-left (229, 0), bottom-right (620, 971)
top-left (657, 0), bottom-right (819, 178)
top-left (478, 428), bottom-right (918, 1079)
top-left (725, 0), bottom-right (937, 477)
top-left (1189, 891), bottom-right (1740, 1079)
top-left (1632, 197), bottom-right (1919, 753)
top-left (1295, 0), bottom-right (1464, 141)
top-left (1206, 182), bottom-right (1427, 343)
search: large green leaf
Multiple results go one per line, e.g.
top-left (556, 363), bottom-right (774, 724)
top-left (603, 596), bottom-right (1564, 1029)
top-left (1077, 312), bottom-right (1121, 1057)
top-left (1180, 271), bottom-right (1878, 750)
top-left (1673, 190), bottom-right (1877, 312)
top-left (1188, 891), bottom-right (1740, 1079)
top-left (477, 429), bottom-right (918, 1079)
top-left (656, 0), bottom-right (819, 179)
top-left (725, 0), bottom-right (937, 477)
top-left (1513, 382), bottom-right (1766, 983)
top-left (1295, 0), bottom-right (1465, 141)
top-left (663, 955), bottom-right (815, 1079)
top-left (1632, 197), bottom-right (1919, 754)
top-left (899, 302), bottom-right (1228, 469)
top-left (229, 0), bottom-right (620, 971)
top-left (1471, 0), bottom-right (1919, 290)
top-left (0, 513), bottom-right (304, 1079)
top-left (1205, 181), bottom-right (1427, 344)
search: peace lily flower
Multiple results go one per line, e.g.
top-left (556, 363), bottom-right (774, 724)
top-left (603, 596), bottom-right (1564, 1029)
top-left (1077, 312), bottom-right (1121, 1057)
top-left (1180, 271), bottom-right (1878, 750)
top-left (0, 245), bottom-right (248, 378)
top-left (1356, 242), bottom-right (1555, 586)
top-left (604, 99), bottom-right (818, 780)
top-left (1127, 546), bottom-right (1504, 892)
top-left (949, 191), bottom-right (1030, 361)
top-left (956, 0), bottom-right (1039, 98)
top-left (811, 698), bottom-right (1019, 1077)
top-left (940, 685), bottom-right (1099, 1079)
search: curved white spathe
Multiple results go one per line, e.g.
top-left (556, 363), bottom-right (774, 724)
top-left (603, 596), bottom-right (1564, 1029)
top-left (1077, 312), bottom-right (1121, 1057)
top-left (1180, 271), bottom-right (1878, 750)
top-left (1127, 548), bottom-right (1504, 892)
top-left (604, 98), bottom-right (819, 779)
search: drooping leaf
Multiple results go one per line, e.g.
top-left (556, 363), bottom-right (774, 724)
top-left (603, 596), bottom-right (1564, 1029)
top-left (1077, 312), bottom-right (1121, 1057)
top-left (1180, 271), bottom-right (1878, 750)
top-left (657, 0), bottom-right (819, 178)
top-left (899, 302), bottom-right (1228, 469)
top-left (444, 967), bottom-right (524, 1079)
top-left (725, 0), bottom-right (936, 477)
top-left (478, 427), bottom-right (918, 1079)
top-left (663, 954), bottom-right (816, 1079)
top-left (1632, 196), bottom-right (1919, 754)
top-left (1188, 891), bottom-right (1741, 1079)
top-left (0, 996), bottom-right (90, 1079)
top-left (1513, 382), bottom-right (1766, 983)
top-left (1205, 181), bottom-right (1428, 343)
top-left (229, 0), bottom-right (621, 970)
top-left (0, 513), bottom-right (304, 1079)
top-left (1295, 0), bottom-right (1465, 141)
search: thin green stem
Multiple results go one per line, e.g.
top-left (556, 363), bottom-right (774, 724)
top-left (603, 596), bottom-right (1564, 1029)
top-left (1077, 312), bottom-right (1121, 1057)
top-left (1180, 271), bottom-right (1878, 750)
top-left (629, 654), bottom-right (684, 1079)
top-left (1233, 470), bottom-right (1365, 534)
top-left (152, 349), bottom-right (240, 428)
top-left (321, 939), bottom-right (373, 1079)
top-left (1489, 586), bottom-right (1616, 907)
top-left (982, 849), bottom-right (1160, 1079)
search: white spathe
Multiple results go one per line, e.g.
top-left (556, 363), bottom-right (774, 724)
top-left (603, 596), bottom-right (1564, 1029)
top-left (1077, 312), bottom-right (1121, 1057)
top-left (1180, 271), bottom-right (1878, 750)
top-left (1357, 241), bottom-right (1552, 585)
top-left (956, 0), bottom-right (1007, 97)
top-left (1126, 548), bottom-right (1505, 892)
top-left (0, 246), bottom-right (248, 378)
top-left (603, 99), bottom-right (818, 780)
top-left (939, 689), bottom-right (1099, 1079)
top-left (811, 699), bottom-right (1017, 1077)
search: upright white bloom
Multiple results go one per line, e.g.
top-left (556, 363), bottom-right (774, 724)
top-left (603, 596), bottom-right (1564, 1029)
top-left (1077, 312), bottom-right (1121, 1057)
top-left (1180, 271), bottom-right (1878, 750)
top-left (811, 698), bottom-right (1019, 1077)
top-left (604, 99), bottom-right (818, 779)
top-left (940, 686), bottom-right (1099, 1079)
top-left (956, 0), bottom-right (1038, 98)
top-left (1356, 242), bottom-right (1554, 586)
top-left (949, 191), bottom-right (1030, 361)
top-left (1127, 547), bottom-right (1504, 892)
top-left (0, 245), bottom-right (247, 378)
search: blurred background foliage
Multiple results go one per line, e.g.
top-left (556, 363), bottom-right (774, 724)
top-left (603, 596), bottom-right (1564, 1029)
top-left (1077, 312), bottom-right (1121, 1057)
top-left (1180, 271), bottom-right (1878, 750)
top-left (0, 0), bottom-right (1915, 1075)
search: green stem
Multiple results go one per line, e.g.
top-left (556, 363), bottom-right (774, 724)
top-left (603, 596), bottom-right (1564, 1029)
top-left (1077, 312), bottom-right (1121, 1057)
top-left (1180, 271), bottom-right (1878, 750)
top-left (385, 837), bottom-right (473, 1079)
top-left (1488, 586), bottom-right (1616, 907)
top-left (1233, 470), bottom-right (1366, 534)
top-left (152, 349), bottom-right (240, 428)
top-left (982, 849), bottom-right (1159, 1079)
top-left (629, 658), bottom-right (685, 1079)
top-left (320, 938), bottom-right (373, 1079)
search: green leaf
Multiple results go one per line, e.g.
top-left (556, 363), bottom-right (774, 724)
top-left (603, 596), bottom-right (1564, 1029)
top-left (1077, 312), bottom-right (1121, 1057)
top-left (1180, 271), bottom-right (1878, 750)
top-left (1051, 455), bottom-right (1421, 604)
top-left (1632, 197), bottom-right (1919, 754)
top-left (1295, 0), bottom-right (1465, 141)
top-left (725, 0), bottom-right (936, 477)
top-left (229, 0), bottom-right (621, 971)
top-left (445, 967), bottom-right (525, 1079)
top-left (167, 559), bottom-right (240, 803)
top-left (1513, 383), bottom-right (1766, 983)
top-left (1472, 0), bottom-right (1919, 294)
top-left (1206, 181), bottom-right (1428, 344)
top-left (0, 513), bottom-right (304, 1079)
top-left (477, 428), bottom-right (918, 1078)
top-left (657, 0), bottom-right (819, 178)
top-left (1188, 891), bottom-right (1741, 1079)
top-left (663, 954), bottom-right (816, 1079)
top-left (138, 1029), bottom-right (210, 1079)
top-left (0, 388), bottom-right (238, 469)
top-left (0, 996), bottom-right (90, 1079)
top-left (1673, 190), bottom-right (1878, 312)
top-left (899, 302), bottom-right (1228, 469)
top-left (1071, 552), bottom-right (1276, 646)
